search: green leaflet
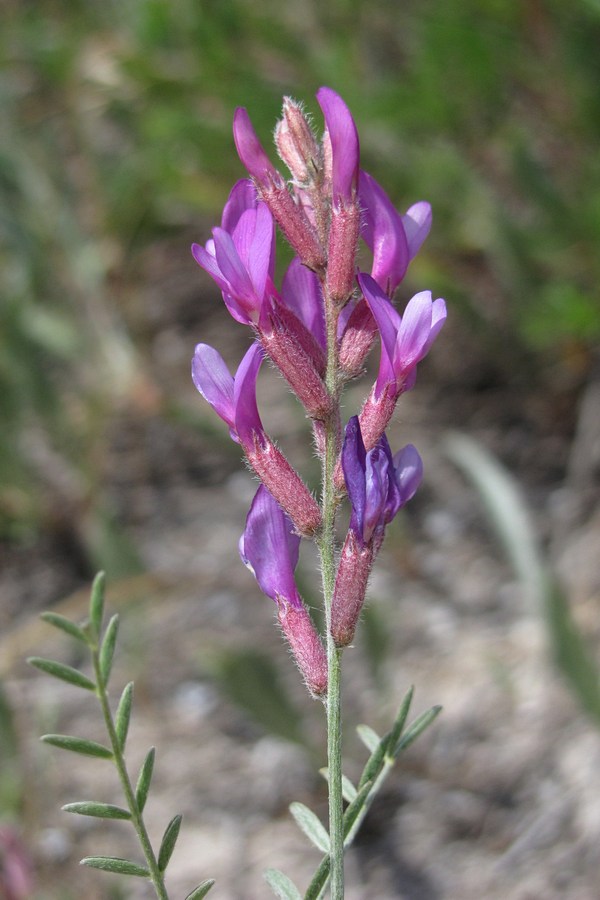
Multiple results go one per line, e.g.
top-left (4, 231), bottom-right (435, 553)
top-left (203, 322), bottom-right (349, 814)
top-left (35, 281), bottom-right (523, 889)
top-left (28, 657), bottom-right (96, 692)
top-left (264, 868), bottom-right (303, 900)
top-left (63, 801), bottom-right (131, 820)
top-left (89, 571), bottom-right (106, 640)
top-left (99, 614), bottom-right (119, 686)
top-left (41, 734), bottom-right (113, 759)
top-left (135, 746), bottom-right (155, 812)
top-left (158, 814), bottom-right (182, 872)
top-left (289, 802), bottom-right (330, 853)
top-left (115, 682), bottom-right (134, 751)
top-left (81, 856), bottom-right (150, 877)
top-left (184, 880), bottom-right (216, 899)
top-left (40, 612), bottom-right (88, 645)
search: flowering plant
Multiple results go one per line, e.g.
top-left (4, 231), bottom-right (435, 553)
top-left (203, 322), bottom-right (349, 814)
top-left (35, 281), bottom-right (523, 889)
top-left (31, 87), bottom-right (445, 900)
top-left (191, 87), bottom-right (446, 898)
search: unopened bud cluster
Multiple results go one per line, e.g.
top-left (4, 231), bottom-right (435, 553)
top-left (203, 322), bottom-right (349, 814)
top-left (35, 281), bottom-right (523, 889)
top-left (191, 88), bottom-right (446, 696)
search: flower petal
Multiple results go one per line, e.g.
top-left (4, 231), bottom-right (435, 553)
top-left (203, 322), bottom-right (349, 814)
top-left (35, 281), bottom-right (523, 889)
top-left (316, 87), bottom-right (359, 203)
top-left (232, 342), bottom-right (265, 447)
top-left (191, 344), bottom-right (236, 437)
top-left (359, 170), bottom-right (409, 294)
top-left (239, 485), bottom-right (301, 606)
top-left (341, 416), bottom-right (367, 538)
top-left (281, 257), bottom-right (326, 348)
top-left (402, 201), bottom-right (432, 259)
top-left (233, 107), bottom-right (278, 184)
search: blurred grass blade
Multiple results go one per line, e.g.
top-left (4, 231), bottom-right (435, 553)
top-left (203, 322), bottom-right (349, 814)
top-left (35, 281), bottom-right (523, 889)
top-left (289, 802), bottom-right (330, 853)
top-left (63, 801), bottom-right (131, 820)
top-left (28, 658), bottom-right (95, 692)
top-left (81, 857), bottom-right (150, 877)
top-left (264, 868), bottom-right (303, 900)
top-left (445, 431), bottom-right (600, 725)
top-left (41, 734), bottom-right (113, 759)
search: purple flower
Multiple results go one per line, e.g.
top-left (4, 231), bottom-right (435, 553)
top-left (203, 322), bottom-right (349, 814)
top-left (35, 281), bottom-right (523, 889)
top-left (342, 416), bottom-right (423, 547)
top-left (240, 486), bottom-right (328, 697)
top-left (280, 256), bottom-right (326, 350)
top-left (316, 86), bottom-right (360, 205)
top-left (239, 485), bottom-right (302, 608)
top-left (359, 172), bottom-right (433, 297)
top-left (358, 272), bottom-right (446, 399)
top-left (191, 341), bottom-right (264, 447)
top-left (191, 180), bottom-right (275, 325)
top-left (233, 108), bottom-right (280, 186)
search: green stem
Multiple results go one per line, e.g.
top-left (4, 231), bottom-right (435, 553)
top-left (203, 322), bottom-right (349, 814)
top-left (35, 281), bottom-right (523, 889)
top-left (318, 296), bottom-right (345, 899)
top-left (91, 649), bottom-right (169, 900)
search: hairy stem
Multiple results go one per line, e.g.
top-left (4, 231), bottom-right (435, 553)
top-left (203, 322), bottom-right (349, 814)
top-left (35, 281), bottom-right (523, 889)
top-left (318, 296), bottom-right (344, 899)
top-left (91, 649), bottom-right (169, 900)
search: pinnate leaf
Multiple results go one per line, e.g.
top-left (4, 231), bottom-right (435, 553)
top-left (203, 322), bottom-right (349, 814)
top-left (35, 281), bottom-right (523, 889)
top-left (289, 802), bottom-right (330, 853)
top-left (185, 881), bottom-right (216, 899)
top-left (115, 682), bottom-right (134, 750)
top-left (158, 814), bottom-right (182, 872)
top-left (40, 612), bottom-right (88, 645)
top-left (135, 747), bottom-right (155, 812)
top-left (264, 868), bottom-right (303, 899)
top-left (89, 572), bottom-right (106, 639)
top-left (41, 734), bottom-right (113, 759)
top-left (63, 802), bottom-right (131, 820)
top-left (28, 657), bottom-right (96, 692)
top-left (99, 614), bottom-right (119, 685)
top-left (386, 685), bottom-right (414, 757)
top-left (81, 856), bottom-right (149, 877)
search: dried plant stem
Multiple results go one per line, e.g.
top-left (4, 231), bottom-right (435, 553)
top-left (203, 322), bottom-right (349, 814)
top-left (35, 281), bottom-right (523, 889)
top-left (91, 647), bottom-right (170, 900)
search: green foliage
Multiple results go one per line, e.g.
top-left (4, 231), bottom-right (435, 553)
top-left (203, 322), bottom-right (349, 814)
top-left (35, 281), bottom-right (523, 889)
top-left (30, 573), bottom-right (214, 898)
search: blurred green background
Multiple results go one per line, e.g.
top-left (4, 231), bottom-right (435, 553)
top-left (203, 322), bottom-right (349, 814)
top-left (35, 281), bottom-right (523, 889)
top-left (1, 0), bottom-right (599, 556)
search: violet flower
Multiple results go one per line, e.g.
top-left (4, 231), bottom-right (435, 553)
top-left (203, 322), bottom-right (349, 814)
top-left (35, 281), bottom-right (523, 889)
top-left (316, 86), bottom-right (360, 206)
top-left (359, 171), bottom-right (433, 297)
top-left (191, 341), bottom-right (264, 447)
top-left (317, 86), bottom-right (361, 305)
top-left (233, 106), bottom-right (325, 272)
top-left (192, 342), bottom-right (322, 536)
top-left (356, 272), bottom-right (446, 451)
top-left (240, 486), bottom-right (327, 697)
top-left (331, 416), bottom-right (423, 646)
top-left (239, 484), bottom-right (302, 608)
top-left (342, 415), bottom-right (422, 548)
top-left (191, 180), bottom-right (275, 326)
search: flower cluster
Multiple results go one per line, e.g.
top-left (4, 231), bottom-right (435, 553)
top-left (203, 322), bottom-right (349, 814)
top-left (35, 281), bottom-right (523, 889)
top-left (192, 87), bottom-right (446, 697)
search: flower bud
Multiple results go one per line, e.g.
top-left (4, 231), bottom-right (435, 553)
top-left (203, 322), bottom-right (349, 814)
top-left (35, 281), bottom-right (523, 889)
top-left (278, 597), bottom-right (328, 698)
top-left (326, 201), bottom-right (361, 307)
top-left (275, 97), bottom-right (321, 186)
